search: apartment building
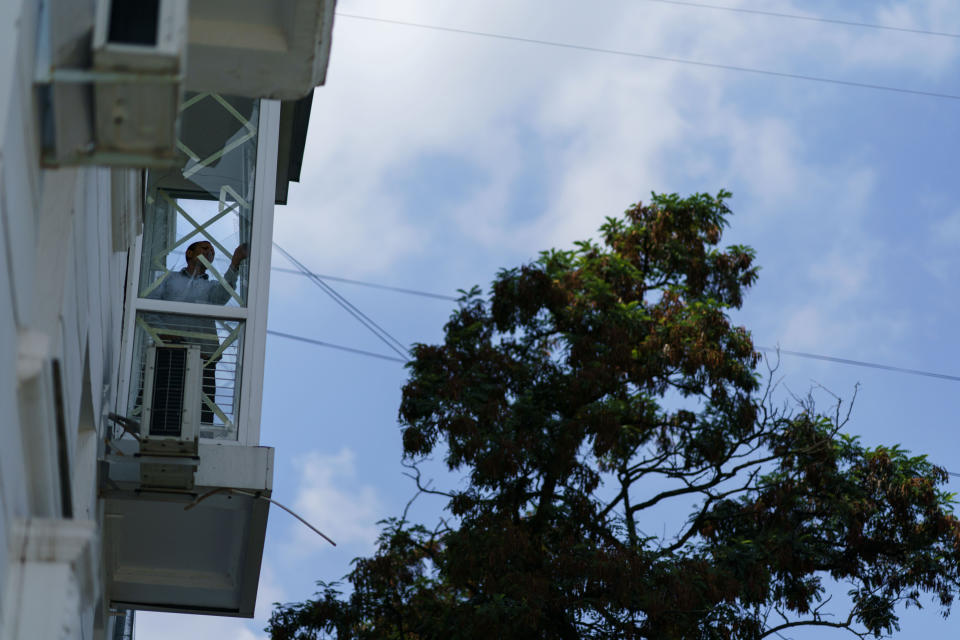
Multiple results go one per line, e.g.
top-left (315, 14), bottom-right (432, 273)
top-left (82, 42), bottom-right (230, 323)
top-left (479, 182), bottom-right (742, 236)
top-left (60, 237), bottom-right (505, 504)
top-left (0, 1), bottom-right (334, 637)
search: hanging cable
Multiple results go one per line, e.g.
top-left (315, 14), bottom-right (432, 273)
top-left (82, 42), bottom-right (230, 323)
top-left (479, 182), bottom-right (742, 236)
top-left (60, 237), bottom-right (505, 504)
top-left (640, 0), bottom-right (960, 39)
top-left (272, 267), bottom-right (459, 301)
top-left (262, 323), bottom-right (960, 384)
top-left (184, 487), bottom-right (336, 547)
top-left (273, 243), bottom-right (411, 359)
top-left (757, 347), bottom-right (960, 382)
top-left (273, 244), bottom-right (405, 355)
top-left (263, 261), bottom-right (960, 380)
top-left (335, 12), bottom-right (960, 102)
top-left (267, 330), bottom-right (407, 363)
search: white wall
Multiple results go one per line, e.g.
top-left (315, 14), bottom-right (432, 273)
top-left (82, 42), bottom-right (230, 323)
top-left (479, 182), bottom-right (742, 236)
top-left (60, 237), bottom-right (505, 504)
top-left (0, 0), bottom-right (136, 638)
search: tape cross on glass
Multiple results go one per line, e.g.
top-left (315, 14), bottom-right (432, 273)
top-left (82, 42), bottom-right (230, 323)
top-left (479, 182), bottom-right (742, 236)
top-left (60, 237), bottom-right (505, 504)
top-left (177, 93), bottom-right (258, 180)
top-left (141, 185), bottom-right (251, 301)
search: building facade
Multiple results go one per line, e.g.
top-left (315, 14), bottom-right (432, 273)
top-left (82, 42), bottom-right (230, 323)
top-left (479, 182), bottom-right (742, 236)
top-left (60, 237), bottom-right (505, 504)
top-left (0, 1), bottom-right (333, 638)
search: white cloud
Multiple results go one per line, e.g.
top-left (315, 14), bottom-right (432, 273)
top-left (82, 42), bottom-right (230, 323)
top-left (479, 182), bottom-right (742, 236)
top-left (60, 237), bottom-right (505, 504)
top-left (289, 448), bottom-right (382, 551)
top-left (779, 305), bottom-right (828, 352)
top-left (135, 611), bottom-right (263, 640)
top-left (932, 209), bottom-right (960, 244)
top-left (291, 0), bottom-right (943, 254)
top-left (275, 0), bottom-right (957, 353)
top-left (860, 1), bottom-right (960, 76)
top-left (913, 206), bottom-right (960, 287)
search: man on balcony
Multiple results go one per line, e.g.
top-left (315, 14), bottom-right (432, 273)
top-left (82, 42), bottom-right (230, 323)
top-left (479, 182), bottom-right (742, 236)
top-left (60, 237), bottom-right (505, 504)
top-left (146, 240), bottom-right (249, 425)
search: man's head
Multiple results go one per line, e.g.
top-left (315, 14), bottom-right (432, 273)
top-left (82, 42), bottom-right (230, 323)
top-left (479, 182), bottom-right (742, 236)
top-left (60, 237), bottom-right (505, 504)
top-left (185, 241), bottom-right (215, 272)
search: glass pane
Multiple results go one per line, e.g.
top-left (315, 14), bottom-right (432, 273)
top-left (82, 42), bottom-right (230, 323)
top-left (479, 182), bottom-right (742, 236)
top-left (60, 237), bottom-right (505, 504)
top-left (138, 94), bottom-right (259, 307)
top-left (128, 311), bottom-right (245, 441)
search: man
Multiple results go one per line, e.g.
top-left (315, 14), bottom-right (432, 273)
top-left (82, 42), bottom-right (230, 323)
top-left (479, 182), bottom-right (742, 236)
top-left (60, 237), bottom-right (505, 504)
top-left (146, 240), bottom-right (249, 426)
top-left (148, 240), bottom-right (249, 305)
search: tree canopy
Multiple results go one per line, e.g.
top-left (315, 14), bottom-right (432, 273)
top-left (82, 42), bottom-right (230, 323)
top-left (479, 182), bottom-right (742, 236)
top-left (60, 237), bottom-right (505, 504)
top-left (269, 191), bottom-right (960, 639)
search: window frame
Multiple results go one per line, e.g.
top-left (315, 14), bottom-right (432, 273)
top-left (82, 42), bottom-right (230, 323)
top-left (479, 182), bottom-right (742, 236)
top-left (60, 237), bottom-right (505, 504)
top-left (117, 98), bottom-right (280, 447)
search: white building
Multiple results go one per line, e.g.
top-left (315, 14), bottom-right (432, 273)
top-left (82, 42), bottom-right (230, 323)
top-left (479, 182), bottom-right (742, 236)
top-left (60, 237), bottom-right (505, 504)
top-left (0, 1), bottom-right (335, 638)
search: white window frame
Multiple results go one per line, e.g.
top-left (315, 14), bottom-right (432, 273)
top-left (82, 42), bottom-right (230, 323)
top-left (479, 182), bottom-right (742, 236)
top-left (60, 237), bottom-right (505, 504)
top-left (117, 99), bottom-right (280, 447)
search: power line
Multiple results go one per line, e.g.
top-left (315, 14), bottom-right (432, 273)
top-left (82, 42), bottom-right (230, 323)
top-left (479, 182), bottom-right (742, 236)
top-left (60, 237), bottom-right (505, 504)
top-left (267, 330), bottom-right (406, 363)
top-left (266, 258), bottom-right (960, 382)
top-left (266, 333), bottom-right (960, 481)
top-left (335, 12), bottom-right (960, 102)
top-left (265, 328), bottom-right (960, 480)
top-left (272, 267), bottom-right (459, 301)
top-left (757, 347), bottom-right (960, 383)
top-left (263, 322), bottom-right (959, 383)
top-left (273, 243), bottom-right (411, 358)
top-left (641, 0), bottom-right (960, 39)
top-left (274, 244), bottom-right (410, 357)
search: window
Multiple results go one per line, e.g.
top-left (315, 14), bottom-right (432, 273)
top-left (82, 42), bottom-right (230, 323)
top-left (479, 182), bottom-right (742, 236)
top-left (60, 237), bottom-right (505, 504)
top-left (125, 93), bottom-right (265, 443)
top-left (138, 94), bottom-right (259, 306)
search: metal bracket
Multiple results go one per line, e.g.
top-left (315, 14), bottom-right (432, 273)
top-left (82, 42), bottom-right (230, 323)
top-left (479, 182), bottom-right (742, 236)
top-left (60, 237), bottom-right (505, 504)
top-left (36, 68), bottom-right (182, 85)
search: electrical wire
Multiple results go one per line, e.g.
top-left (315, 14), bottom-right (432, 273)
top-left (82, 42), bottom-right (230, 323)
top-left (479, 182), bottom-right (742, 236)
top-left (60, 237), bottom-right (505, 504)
top-left (265, 262), bottom-right (960, 381)
top-left (267, 329), bottom-right (407, 363)
top-left (266, 266), bottom-right (960, 473)
top-left (640, 0), bottom-right (960, 39)
top-left (273, 243), bottom-right (411, 358)
top-left (757, 347), bottom-right (960, 383)
top-left (232, 489), bottom-right (338, 547)
top-left (264, 324), bottom-right (960, 385)
top-left (277, 245), bottom-right (410, 357)
top-left (184, 487), bottom-right (336, 546)
top-left (263, 332), bottom-right (960, 481)
top-left (335, 12), bottom-right (960, 102)
top-left (272, 267), bottom-right (459, 301)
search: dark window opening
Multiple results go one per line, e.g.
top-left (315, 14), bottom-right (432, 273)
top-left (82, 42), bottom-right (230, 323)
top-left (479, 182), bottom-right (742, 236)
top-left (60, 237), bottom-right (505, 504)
top-left (108, 0), bottom-right (160, 46)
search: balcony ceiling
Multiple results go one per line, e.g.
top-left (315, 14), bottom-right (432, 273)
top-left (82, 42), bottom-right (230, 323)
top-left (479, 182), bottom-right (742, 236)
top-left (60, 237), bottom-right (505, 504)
top-left (185, 0), bottom-right (336, 100)
top-left (104, 443), bottom-right (274, 617)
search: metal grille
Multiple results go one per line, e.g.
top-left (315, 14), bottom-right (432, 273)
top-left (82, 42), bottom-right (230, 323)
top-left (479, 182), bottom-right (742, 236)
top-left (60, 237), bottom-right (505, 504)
top-left (129, 311), bottom-right (244, 440)
top-left (148, 346), bottom-right (187, 436)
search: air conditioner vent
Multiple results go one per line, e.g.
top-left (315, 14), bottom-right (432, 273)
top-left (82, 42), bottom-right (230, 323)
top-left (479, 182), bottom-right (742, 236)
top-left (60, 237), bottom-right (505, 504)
top-left (141, 344), bottom-right (200, 457)
top-left (148, 346), bottom-right (187, 437)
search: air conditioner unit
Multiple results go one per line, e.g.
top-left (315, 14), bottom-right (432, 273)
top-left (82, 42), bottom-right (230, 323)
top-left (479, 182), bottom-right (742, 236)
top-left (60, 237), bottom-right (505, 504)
top-left (139, 344), bottom-right (200, 489)
top-left (90, 0), bottom-right (188, 159)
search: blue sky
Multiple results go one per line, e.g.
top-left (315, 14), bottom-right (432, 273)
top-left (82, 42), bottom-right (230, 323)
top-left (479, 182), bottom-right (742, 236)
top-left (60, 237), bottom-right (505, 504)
top-left (138, 1), bottom-right (960, 637)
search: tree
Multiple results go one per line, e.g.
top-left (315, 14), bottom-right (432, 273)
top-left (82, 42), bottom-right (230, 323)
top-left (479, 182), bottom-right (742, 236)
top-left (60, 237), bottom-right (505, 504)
top-left (269, 192), bottom-right (960, 639)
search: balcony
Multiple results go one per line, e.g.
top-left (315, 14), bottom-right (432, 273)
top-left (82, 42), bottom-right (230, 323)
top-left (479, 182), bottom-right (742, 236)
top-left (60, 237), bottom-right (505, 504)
top-left (102, 441), bottom-right (273, 615)
top-left (102, 91), bottom-right (280, 616)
